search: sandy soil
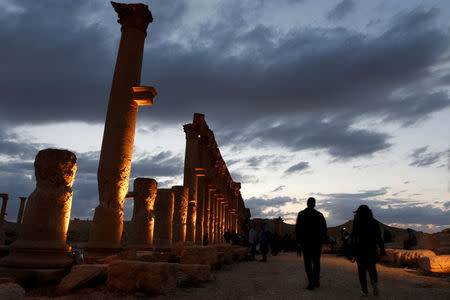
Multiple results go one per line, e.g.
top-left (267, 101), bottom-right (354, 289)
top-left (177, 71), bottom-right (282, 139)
top-left (30, 253), bottom-right (449, 300)
top-left (156, 253), bottom-right (450, 300)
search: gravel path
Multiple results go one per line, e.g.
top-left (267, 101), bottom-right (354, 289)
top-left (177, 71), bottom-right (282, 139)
top-left (157, 253), bottom-right (450, 300)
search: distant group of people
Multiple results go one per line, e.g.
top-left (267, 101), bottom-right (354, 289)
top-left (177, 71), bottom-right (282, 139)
top-left (295, 197), bottom-right (386, 297)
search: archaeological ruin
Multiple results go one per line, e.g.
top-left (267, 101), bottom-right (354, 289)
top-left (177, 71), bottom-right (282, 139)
top-left (0, 2), bottom-right (252, 294)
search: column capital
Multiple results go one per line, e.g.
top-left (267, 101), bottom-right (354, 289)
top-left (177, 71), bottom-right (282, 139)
top-left (183, 124), bottom-right (198, 140)
top-left (111, 2), bottom-right (153, 34)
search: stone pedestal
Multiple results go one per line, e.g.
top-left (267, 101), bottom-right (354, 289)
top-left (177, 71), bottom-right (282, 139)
top-left (0, 149), bottom-right (77, 268)
top-left (87, 2), bottom-right (155, 256)
top-left (153, 189), bottom-right (174, 250)
top-left (16, 197), bottom-right (27, 225)
top-left (128, 178), bottom-right (157, 249)
top-left (171, 186), bottom-right (188, 243)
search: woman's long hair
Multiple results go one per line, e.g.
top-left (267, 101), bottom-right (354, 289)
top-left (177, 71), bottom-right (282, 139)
top-left (354, 205), bottom-right (373, 222)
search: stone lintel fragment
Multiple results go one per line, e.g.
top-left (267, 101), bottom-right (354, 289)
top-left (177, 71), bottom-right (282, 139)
top-left (132, 86), bottom-right (157, 106)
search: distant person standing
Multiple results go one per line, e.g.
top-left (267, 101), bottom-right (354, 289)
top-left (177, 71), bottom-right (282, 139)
top-left (351, 205), bottom-right (386, 297)
top-left (249, 224), bottom-right (257, 259)
top-left (295, 197), bottom-right (327, 290)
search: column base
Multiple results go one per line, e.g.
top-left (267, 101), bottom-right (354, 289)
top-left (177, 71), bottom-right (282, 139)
top-left (0, 242), bottom-right (73, 269)
top-left (84, 241), bottom-right (124, 260)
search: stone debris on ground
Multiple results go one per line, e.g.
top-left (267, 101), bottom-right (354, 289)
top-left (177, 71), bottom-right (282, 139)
top-left (419, 255), bottom-right (450, 273)
top-left (107, 260), bottom-right (177, 294)
top-left (0, 282), bottom-right (26, 300)
top-left (380, 249), bottom-right (436, 267)
top-left (180, 246), bottom-right (218, 267)
top-left (57, 264), bottom-right (107, 294)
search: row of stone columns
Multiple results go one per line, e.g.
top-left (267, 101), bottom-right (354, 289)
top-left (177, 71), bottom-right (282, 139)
top-left (127, 179), bottom-right (190, 250)
top-left (182, 113), bottom-right (247, 245)
top-left (0, 194), bottom-right (28, 228)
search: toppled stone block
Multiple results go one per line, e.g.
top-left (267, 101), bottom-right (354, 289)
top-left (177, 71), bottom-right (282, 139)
top-left (380, 249), bottom-right (436, 267)
top-left (176, 264), bottom-right (213, 286)
top-left (0, 282), bottom-right (25, 300)
top-left (107, 260), bottom-right (177, 294)
top-left (419, 255), bottom-right (450, 273)
top-left (231, 246), bottom-right (249, 261)
top-left (57, 264), bottom-right (107, 294)
top-left (213, 244), bottom-right (232, 264)
top-left (180, 246), bottom-right (217, 267)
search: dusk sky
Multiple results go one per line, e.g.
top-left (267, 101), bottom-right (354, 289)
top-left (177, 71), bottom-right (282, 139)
top-left (0, 0), bottom-right (449, 232)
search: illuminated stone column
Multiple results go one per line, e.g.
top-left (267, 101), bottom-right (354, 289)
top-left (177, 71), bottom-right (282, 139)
top-left (153, 189), bottom-right (174, 250)
top-left (16, 197), bottom-right (27, 225)
top-left (88, 2), bottom-right (156, 255)
top-left (128, 178), bottom-right (157, 249)
top-left (207, 186), bottom-right (216, 244)
top-left (172, 186), bottom-right (188, 243)
top-left (195, 175), bottom-right (206, 244)
top-left (183, 124), bottom-right (199, 243)
top-left (213, 193), bottom-right (219, 243)
top-left (1, 149), bottom-right (77, 268)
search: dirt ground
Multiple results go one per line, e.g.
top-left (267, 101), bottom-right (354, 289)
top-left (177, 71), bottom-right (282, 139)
top-left (32, 253), bottom-right (450, 300)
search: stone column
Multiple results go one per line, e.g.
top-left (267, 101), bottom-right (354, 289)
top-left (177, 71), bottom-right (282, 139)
top-left (183, 124), bottom-right (199, 243)
top-left (213, 193), bottom-right (219, 243)
top-left (195, 175), bottom-right (206, 244)
top-left (0, 149), bottom-right (77, 268)
top-left (207, 186), bottom-right (216, 244)
top-left (128, 178), bottom-right (157, 249)
top-left (16, 197), bottom-right (27, 225)
top-left (172, 186), bottom-right (188, 243)
top-left (153, 189), bottom-right (174, 250)
top-left (0, 194), bottom-right (8, 227)
top-left (88, 2), bottom-right (155, 256)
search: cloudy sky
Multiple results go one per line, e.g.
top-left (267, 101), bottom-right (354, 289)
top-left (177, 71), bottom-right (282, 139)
top-left (0, 0), bottom-right (449, 232)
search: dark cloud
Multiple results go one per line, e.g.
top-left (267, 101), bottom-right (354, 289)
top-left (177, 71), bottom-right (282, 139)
top-left (224, 117), bottom-right (392, 159)
top-left (443, 201), bottom-right (450, 209)
top-left (409, 146), bottom-right (445, 167)
top-left (131, 151), bottom-right (183, 178)
top-left (285, 161), bottom-right (310, 174)
top-left (315, 188), bottom-right (450, 229)
top-left (0, 3), bottom-right (448, 135)
top-left (327, 0), bottom-right (355, 20)
top-left (245, 196), bottom-right (301, 218)
top-left (271, 185), bottom-right (285, 192)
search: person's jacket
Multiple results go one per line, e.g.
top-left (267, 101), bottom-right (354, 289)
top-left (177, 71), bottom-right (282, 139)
top-left (295, 208), bottom-right (327, 247)
top-left (351, 218), bottom-right (385, 262)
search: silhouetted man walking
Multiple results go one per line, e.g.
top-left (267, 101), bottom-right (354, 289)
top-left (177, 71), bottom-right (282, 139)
top-left (296, 197), bottom-right (327, 290)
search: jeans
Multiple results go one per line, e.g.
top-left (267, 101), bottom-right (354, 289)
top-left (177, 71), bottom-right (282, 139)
top-left (357, 260), bottom-right (378, 294)
top-left (302, 246), bottom-right (322, 285)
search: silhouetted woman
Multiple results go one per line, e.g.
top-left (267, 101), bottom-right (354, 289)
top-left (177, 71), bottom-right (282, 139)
top-left (351, 205), bottom-right (386, 297)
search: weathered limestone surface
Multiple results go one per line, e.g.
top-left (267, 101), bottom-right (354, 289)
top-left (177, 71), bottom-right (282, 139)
top-left (213, 244), bottom-right (233, 265)
top-left (107, 260), bottom-right (177, 294)
top-left (153, 189), bottom-right (174, 250)
top-left (0, 149), bottom-right (76, 268)
top-left (129, 178), bottom-right (157, 248)
top-left (0, 282), bottom-right (25, 300)
top-left (180, 246), bottom-right (217, 267)
top-left (88, 1), bottom-right (155, 255)
top-left (57, 264), bottom-right (107, 294)
top-left (231, 246), bottom-right (249, 261)
top-left (176, 264), bottom-right (213, 286)
top-left (418, 255), bottom-right (450, 273)
top-left (172, 186), bottom-right (189, 243)
top-left (380, 249), bottom-right (436, 267)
